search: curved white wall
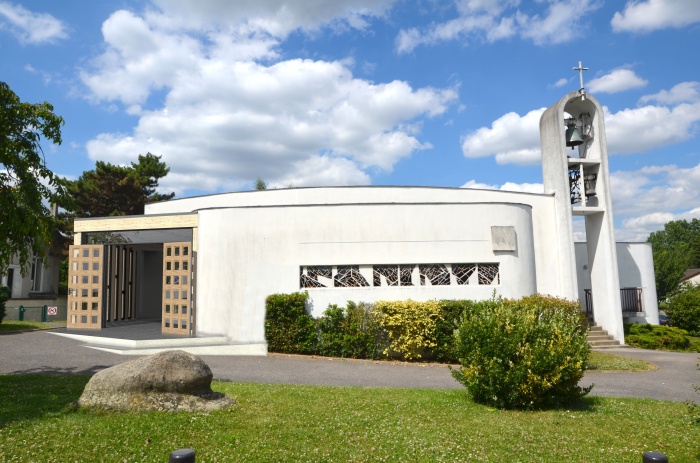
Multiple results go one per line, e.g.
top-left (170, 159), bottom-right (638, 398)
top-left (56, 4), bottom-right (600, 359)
top-left (195, 200), bottom-right (538, 342)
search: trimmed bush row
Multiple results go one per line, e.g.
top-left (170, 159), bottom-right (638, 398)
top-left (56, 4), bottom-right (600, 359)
top-left (265, 292), bottom-right (592, 409)
top-left (264, 292), bottom-right (465, 362)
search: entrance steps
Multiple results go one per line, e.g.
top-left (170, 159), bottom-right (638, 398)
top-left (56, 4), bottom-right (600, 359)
top-left (586, 324), bottom-right (621, 348)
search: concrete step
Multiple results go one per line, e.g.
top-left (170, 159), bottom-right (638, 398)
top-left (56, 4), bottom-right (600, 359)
top-left (586, 324), bottom-right (621, 348)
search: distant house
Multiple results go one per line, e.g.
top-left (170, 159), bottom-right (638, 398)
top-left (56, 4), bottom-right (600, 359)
top-left (680, 268), bottom-right (700, 285)
top-left (1, 240), bottom-right (64, 321)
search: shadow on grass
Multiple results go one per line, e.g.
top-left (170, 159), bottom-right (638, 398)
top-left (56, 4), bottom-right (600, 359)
top-left (0, 374), bottom-right (90, 427)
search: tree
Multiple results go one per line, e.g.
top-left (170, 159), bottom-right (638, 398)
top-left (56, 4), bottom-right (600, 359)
top-left (62, 153), bottom-right (174, 217)
top-left (0, 82), bottom-right (65, 273)
top-left (647, 219), bottom-right (700, 301)
top-left (255, 177), bottom-right (267, 190)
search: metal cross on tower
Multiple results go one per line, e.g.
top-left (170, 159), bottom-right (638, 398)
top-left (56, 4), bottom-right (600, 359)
top-left (573, 60), bottom-right (588, 93)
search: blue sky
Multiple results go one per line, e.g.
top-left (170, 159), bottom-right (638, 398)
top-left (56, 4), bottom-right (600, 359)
top-left (1, 0), bottom-right (699, 241)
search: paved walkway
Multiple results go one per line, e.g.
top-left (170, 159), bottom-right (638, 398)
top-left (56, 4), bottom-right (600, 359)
top-left (1, 330), bottom-right (698, 402)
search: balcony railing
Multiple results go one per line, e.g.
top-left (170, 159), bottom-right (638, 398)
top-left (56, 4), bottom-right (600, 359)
top-left (583, 287), bottom-right (643, 320)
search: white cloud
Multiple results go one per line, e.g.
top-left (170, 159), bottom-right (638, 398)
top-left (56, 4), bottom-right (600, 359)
top-left (605, 101), bottom-right (700, 154)
top-left (150, 0), bottom-right (395, 38)
top-left (395, 0), bottom-right (600, 53)
top-left (270, 156), bottom-right (371, 188)
top-left (587, 69), bottom-right (648, 94)
top-left (0, 1), bottom-right (67, 44)
top-left (612, 0), bottom-right (700, 33)
top-left (553, 78), bottom-right (569, 88)
top-left (639, 81), bottom-right (700, 105)
top-left (461, 108), bottom-right (545, 165)
top-left (460, 92), bottom-right (700, 165)
top-left (461, 179), bottom-right (544, 193)
top-left (82, 6), bottom-right (457, 193)
top-left (611, 163), bottom-right (700, 241)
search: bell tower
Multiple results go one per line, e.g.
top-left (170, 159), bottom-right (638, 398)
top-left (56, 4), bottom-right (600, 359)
top-left (539, 62), bottom-right (624, 342)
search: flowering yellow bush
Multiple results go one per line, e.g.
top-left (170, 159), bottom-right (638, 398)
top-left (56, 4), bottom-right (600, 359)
top-left (374, 300), bottom-right (442, 360)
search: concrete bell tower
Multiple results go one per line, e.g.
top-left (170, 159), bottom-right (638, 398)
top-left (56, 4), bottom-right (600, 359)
top-left (539, 62), bottom-right (624, 342)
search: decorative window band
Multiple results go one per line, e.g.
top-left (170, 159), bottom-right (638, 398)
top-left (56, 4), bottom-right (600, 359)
top-left (300, 263), bottom-right (499, 289)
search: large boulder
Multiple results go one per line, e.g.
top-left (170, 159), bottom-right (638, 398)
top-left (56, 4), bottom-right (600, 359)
top-left (77, 350), bottom-right (235, 412)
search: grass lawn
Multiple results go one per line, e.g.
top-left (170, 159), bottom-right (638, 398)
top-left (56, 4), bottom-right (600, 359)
top-left (0, 375), bottom-right (698, 463)
top-left (587, 351), bottom-right (655, 371)
top-left (0, 320), bottom-right (60, 333)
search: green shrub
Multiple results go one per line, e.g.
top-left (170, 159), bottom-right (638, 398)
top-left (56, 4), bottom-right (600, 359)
top-left (375, 300), bottom-right (442, 361)
top-left (625, 323), bottom-right (692, 351)
top-left (316, 304), bottom-right (346, 357)
top-left (316, 302), bottom-right (387, 359)
top-left (265, 291), bottom-right (316, 354)
top-left (0, 286), bottom-right (10, 324)
top-left (451, 294), bottom-right (591, 409)
top-left (662, 283), bottom-right (700, 336)
top-left (433, 300), bottom-right (475, 363)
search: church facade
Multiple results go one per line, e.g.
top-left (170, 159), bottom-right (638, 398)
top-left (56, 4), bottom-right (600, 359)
top-left (67, 90), bottom-right (659, 349)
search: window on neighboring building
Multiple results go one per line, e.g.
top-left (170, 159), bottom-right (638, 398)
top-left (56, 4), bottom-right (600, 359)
top-left (30, 254), bottom-right (43, 292)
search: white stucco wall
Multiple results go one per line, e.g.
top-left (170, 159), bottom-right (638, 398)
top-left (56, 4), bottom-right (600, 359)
top-left (148, 186), bottom-right (563, 296)
top-left (194, 195), bottom-right (546, 343)
top-left (575, 242), bottom-right (659, 324)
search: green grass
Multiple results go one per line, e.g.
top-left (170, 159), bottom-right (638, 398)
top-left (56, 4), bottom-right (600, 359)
top-left (0, 320), bottom-right (58, 333)
top-left (587, 351), bottom-right (655, 371)
top-left (0, 375), bottom-right (698, 462)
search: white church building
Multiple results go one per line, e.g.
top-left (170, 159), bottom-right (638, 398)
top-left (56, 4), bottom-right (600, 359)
top-left (66, 89), bottom-right (659, 351)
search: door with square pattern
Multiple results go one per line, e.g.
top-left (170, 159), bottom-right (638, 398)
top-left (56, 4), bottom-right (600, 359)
top-left (67, 245), bottom-right (104, 329)
top-left (162, 242), bottom-right (193, 335)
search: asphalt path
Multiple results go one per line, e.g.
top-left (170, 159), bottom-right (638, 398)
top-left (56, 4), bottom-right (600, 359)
top-left (1, 330), bottom-right (698, 402)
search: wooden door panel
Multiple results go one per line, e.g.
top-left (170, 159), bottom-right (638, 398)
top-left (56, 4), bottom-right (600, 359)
top-left (67, 245), bottom-right (104, 329)
top-left (162, 242), bottom-right (192, 335)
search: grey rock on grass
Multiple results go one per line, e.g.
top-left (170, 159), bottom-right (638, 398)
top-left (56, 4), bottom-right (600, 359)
top-left (77, 350), bottom-right (236, 412)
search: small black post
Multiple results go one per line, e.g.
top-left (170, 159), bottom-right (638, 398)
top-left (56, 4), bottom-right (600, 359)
top-left (642, 451), bottom-right (668, 462)
top-left (169, 448), bottom-right (195, 463)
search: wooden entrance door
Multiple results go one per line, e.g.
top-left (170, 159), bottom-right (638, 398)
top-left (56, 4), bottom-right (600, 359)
top-left (67, 245), bottom-right (104, 329)
top-left (162, 242), bottom-right (193, 335)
